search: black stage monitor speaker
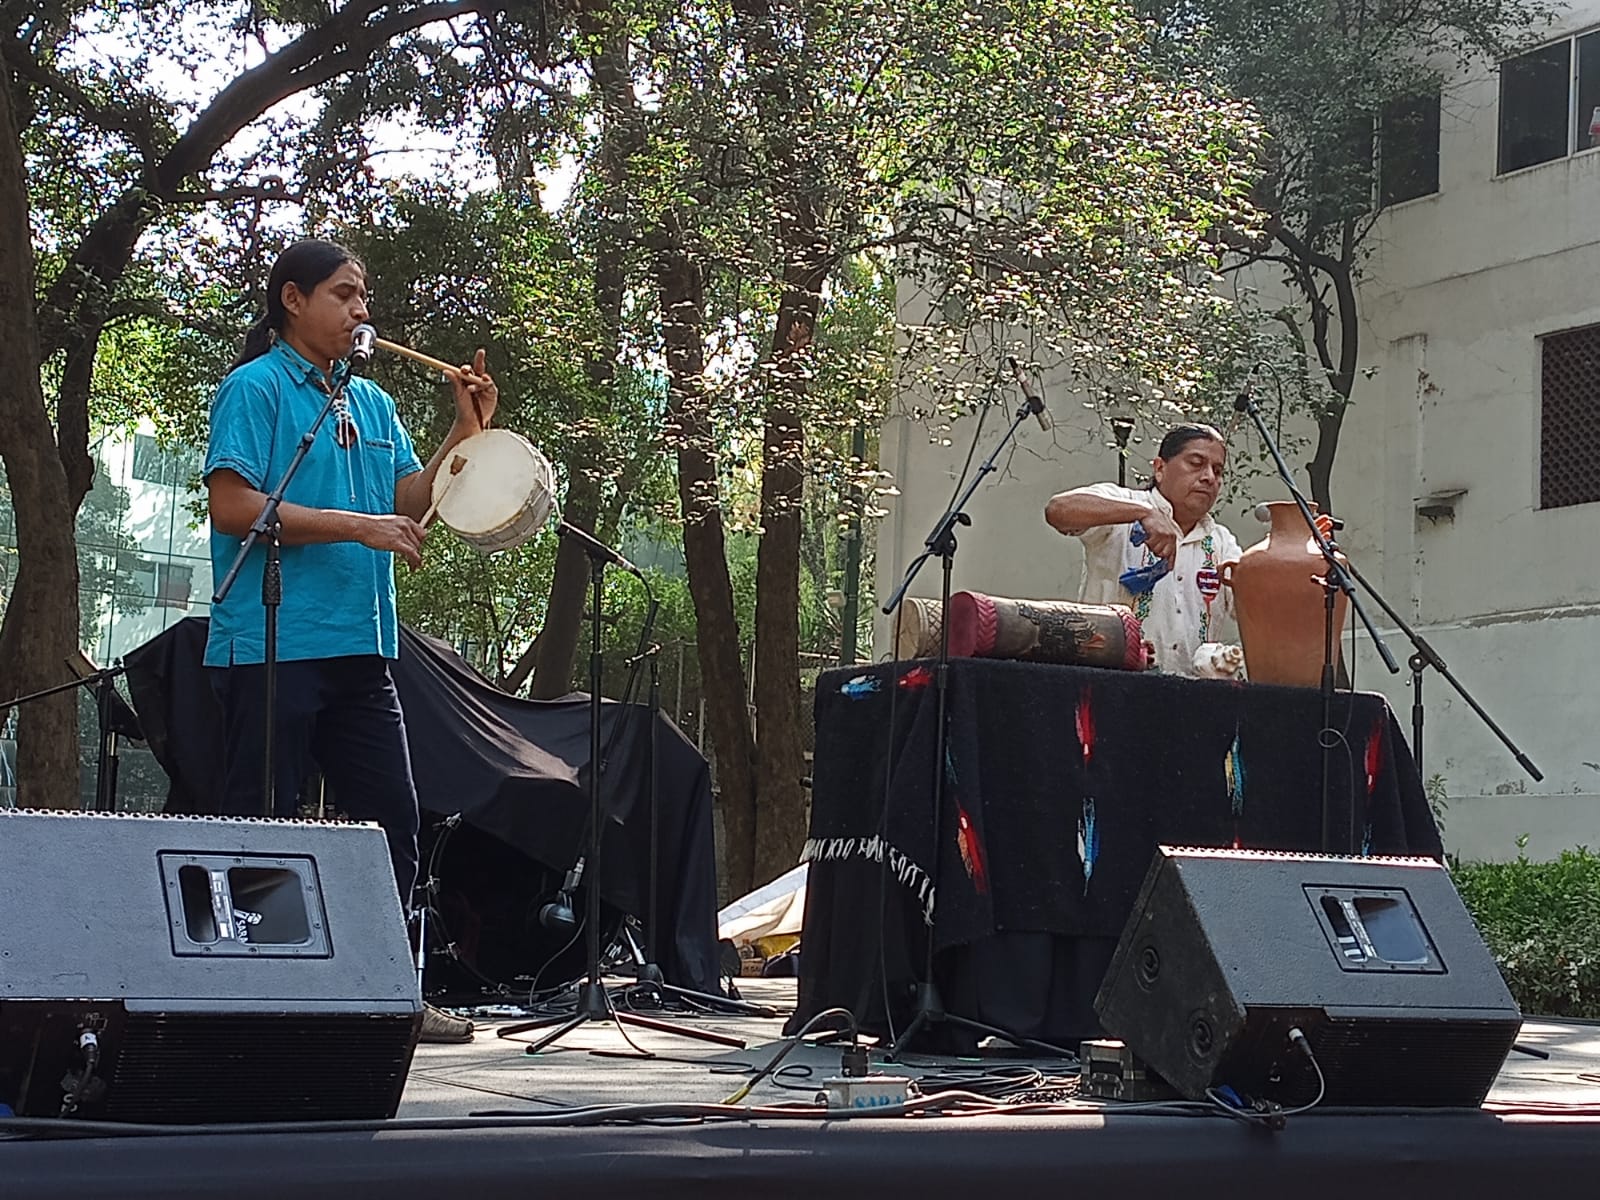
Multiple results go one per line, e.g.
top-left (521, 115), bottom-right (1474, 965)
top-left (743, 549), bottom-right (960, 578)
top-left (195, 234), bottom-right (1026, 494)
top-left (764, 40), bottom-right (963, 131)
top-left (1094, 847), bottom-right (1521, 1108)
top-left (0, 810), bottom-right (422, 1123)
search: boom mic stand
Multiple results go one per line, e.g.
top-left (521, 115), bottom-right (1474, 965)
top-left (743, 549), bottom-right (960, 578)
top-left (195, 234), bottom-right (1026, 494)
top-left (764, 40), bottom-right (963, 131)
top-left (878, 363), bottom-right (1074, 1060)
top-left (1233, 387), bottom-right (1398, 851)
top-left (213, 357), bottom-right (356, 817)
top-left (509, 523), bottom-right (746, 1054)
top-left (2, 653), bottom-right (138, 812)
top-left (617, 629), bottom-right (775, 1018)
top-left (1333, 559), bottom-right (1541, 789)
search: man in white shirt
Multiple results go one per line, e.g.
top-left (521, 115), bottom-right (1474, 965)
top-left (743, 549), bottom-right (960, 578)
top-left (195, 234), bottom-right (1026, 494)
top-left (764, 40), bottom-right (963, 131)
top-left (1044, 424), bottom-right (1244, 676)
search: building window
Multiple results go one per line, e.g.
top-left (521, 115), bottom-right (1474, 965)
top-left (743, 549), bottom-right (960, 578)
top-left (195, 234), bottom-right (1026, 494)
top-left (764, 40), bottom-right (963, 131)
top-left (156, 562), bottom-right (193, 610)
top-left (1379, 93), bottom-right (1441, 205)
top-left (131, 434), bottom-right (202, 489)
top-left (1499, 31), bottom-right (1600, 174)
top-left (1540, 325), bottom-right (1600, 510)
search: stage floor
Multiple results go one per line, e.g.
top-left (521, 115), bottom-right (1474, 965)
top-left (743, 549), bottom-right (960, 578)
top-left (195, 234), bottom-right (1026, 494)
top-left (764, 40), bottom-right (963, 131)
top-left (7, 978), bottom-right (1600, 1199)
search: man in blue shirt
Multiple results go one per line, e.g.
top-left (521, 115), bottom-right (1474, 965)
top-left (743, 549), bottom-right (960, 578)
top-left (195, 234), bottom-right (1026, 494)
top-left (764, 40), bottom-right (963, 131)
top-left (206, 240), bottom-right (496, 1042)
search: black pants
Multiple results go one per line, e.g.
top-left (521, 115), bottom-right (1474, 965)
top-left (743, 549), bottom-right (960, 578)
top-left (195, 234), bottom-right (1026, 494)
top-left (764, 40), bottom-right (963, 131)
top-left (208, 655), bottom-right (420, 906)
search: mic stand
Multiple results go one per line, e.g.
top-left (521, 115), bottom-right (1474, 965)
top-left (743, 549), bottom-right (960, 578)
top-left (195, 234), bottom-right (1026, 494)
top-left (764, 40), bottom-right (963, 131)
top-left (879, 388), bottom-right (1075, 1060)
top-left (509, 532), bottom-right (746, 1054)
top-left (1235, 393), bottom-right (1398, 852)
top-left (619, 638), bottom-right (776, 1018)
top-left (2, 659), bottom-right (132, 812)
top-left (1336, 557), bottom-right (1541, 788)
top-left (213, 359), bottom-right (354, 817)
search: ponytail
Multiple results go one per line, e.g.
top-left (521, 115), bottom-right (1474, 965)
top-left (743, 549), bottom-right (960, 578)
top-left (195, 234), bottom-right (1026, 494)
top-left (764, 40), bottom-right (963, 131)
top-left (231, 315), bottom-right (277, 369)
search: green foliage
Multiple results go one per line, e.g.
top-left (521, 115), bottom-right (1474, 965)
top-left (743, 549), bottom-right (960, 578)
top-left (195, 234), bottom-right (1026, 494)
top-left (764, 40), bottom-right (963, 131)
top-left (1454, 849), bottom-right (1600, 1018)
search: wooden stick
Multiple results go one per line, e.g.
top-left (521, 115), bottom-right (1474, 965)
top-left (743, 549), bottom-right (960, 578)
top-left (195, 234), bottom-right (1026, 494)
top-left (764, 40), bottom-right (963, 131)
top-left (420, 453), bottom-right (469, 527)
top-left (375, 337), bottom-right (463, 379)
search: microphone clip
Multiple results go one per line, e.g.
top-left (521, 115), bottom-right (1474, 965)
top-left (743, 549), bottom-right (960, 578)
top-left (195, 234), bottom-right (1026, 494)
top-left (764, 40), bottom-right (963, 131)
top-left (1005, 356), bottom-right (1053, 432)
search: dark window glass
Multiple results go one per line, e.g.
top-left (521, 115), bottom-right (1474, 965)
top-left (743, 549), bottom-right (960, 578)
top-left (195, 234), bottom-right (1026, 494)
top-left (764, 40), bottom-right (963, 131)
top-left (1380, 93), bottom-right (1441, 205)
top-left (1499, 42), bottom-right (1572, 173)
top-left (1577, 31), bottom-right (1600, 153)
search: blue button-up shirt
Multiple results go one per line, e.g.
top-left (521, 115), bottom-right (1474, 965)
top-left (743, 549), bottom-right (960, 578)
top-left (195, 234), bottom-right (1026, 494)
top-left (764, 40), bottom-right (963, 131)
top-left (203, 339), bottom-right (423, 667)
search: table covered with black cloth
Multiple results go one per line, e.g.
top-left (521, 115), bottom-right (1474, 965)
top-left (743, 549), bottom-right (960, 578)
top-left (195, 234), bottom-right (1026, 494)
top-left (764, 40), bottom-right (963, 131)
top-left (790, 658), bottom-right (1441, 1052)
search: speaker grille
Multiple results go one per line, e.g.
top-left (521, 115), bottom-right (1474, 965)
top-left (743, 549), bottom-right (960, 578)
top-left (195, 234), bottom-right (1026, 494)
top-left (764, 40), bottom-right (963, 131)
top-left (1295, 1017), bottom-right (1520, 1107)
top-left (105, 1012), bottom-right (417, 1123)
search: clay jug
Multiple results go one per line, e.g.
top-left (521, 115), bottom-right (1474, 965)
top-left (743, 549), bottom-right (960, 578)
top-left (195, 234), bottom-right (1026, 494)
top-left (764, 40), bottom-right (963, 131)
top-left (1219, 501), bottom-right (1348, 687)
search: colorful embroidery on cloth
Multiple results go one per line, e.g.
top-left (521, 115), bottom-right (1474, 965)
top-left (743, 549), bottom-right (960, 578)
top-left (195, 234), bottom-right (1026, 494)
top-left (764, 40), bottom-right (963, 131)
top-left (1224, 729), bottom-right (1245, 848)
top-left (948, 745), bottom-right (989, 894)
top-left (1078, 797), bottom-right (1099, 896)
top-left (1361, 718), bottom-right (1384, 855)
top-left (1132, 533), bottom-right (1217, 642)
top-left (1075, 688), bottom-right (1099, 894)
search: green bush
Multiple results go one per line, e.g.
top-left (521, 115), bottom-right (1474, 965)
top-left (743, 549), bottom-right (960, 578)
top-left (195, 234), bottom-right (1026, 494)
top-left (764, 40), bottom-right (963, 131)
top-left (1452, 848), bottom-right (1600, 1019)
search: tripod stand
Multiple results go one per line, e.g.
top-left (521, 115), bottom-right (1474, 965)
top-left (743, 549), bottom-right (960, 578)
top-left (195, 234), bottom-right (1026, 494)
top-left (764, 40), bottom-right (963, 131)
top-left (508, 524), bottom-right (745, 1054)
top-left (1233, 387), bottom-right (1398, 851)
top-left (2, 653), bottom-right (138, 812)
top-left (878, 366), bottom-right (1075, 1061)
top-left (616, 640), bottom-right (776, 1018)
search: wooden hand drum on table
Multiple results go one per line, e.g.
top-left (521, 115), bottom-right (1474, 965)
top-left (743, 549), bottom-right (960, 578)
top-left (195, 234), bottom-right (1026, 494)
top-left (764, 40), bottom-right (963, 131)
top-left (948, 592), bottom-right (1151, 671)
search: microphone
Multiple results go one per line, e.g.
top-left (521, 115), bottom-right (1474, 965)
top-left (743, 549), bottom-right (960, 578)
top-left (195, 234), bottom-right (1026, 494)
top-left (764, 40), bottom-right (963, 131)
top-left (557, 520), bottom-right (641, 574)
top-left (349, 323), bottom-right (377, 367)
top-left (1253, 502), bottom-right (1344, 531)
top-left (1005, 356), bottom-right (1053, 432)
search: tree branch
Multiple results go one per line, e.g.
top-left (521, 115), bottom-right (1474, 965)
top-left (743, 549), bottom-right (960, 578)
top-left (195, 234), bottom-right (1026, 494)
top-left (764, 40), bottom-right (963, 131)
top-left (0, 35), bottom-right (163, 160)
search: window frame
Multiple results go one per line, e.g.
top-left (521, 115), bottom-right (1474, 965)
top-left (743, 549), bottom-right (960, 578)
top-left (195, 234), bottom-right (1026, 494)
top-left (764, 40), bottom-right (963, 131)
top-left (1497, 28), bottom-right (1600, 176)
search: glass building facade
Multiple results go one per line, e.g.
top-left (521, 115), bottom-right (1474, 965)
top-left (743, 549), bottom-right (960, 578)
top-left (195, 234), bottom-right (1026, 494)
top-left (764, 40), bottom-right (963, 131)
top-left (0, 430), bottom-right (211, 811)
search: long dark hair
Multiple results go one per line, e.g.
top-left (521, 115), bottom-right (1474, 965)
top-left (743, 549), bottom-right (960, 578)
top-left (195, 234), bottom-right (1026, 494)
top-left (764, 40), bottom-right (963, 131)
top-left (232, 239), bottom-right (363, 369)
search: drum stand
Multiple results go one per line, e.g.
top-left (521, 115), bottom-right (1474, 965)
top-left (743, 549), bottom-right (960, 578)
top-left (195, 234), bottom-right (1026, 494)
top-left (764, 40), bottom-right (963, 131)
top-left (1232, 389), bottom-right (1397, 851)
top-left (214, 360), bottom-right (355, 817)
top-left (509, 528), bottom-right (746, 1054)
top-left (879, 374), bottom-right (1076, 1061)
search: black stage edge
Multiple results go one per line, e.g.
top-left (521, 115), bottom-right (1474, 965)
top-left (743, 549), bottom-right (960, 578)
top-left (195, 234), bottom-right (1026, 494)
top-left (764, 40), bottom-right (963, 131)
top-left (5, 1112), bottom-right (1599, 1199)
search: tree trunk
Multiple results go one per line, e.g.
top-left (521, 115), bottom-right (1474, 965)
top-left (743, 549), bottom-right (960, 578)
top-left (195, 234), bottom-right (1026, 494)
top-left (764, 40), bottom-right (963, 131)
top-left (528, 470), bottom-right (601, 699)
top-left (1271, 220), bottom-right (1360, 516)
top-left (657, 241), bottom-right (759, 896)
top-left (751, 245), bottom-right (829, 887)
top-left (529, 12), bottom-right (635, 701)
top-left (1304, 253), bottom-right (1360, 515)
top-left (0, 77), bottom-right (82, 810)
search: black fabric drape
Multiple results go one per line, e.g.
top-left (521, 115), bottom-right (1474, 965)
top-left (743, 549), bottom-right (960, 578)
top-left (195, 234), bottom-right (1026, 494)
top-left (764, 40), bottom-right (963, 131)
top-left (122, 617), bottom-right (719, 994)
top-left (792, 659), bottom-right (1441, 1051)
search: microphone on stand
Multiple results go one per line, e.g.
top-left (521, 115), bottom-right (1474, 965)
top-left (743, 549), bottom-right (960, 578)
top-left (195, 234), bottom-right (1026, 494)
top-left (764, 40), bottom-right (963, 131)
top-left (1224, 362), bottom-right (1266, 439)
top-left (349, 323), bottom-right (377, 368)
top-left (1253, 502), bottom-right (1344, 531)
top-left (1005, 356), bottom-right (1053, 432)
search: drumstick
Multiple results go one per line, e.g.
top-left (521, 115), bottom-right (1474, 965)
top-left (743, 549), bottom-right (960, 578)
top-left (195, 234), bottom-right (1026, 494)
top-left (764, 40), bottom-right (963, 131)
top-left (420, 453), bottom-right (469, 527)
top-left (375, 337), bottom-right (464, 380)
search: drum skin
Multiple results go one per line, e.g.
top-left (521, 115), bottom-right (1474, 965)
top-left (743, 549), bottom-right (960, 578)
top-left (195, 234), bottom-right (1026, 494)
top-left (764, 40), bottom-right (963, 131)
top-left (433, 429), bottom-right (556, 554)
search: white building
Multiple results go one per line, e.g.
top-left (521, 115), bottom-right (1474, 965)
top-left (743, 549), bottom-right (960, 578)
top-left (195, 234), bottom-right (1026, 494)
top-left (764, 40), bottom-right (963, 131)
top-left (876, 10), bottom-right (1600, 863)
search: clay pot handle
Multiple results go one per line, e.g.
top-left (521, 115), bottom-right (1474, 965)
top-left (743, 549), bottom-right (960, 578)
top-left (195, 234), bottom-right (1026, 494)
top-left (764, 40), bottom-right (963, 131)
top-left (1219, 561), bottom-right (1237, 589)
